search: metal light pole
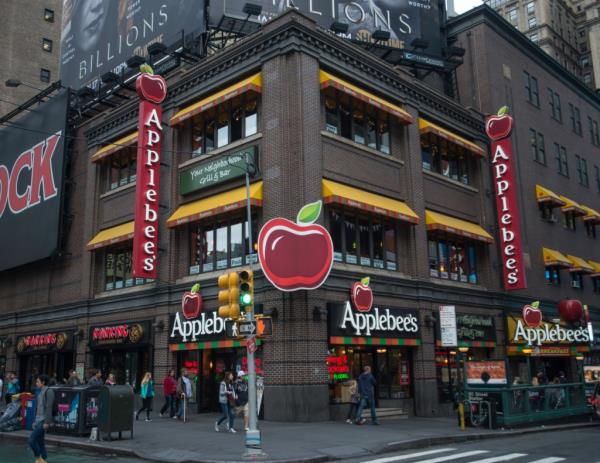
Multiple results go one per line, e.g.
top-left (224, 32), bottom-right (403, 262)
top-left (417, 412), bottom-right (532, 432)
top-left (242, 152), bottom-right (266, 459)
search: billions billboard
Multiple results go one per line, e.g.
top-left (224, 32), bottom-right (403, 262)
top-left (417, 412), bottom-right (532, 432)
top-left (209, 0), bottom-right (442, 55)
top-left (60, 0), bottom-right (206, 90)
top-left (0, 90), bottom-right (69, 272)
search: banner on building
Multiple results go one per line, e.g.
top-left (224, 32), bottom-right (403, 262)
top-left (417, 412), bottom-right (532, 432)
top-left (59, 0), bottom-right (206, 90)
top-left (0, 90), bottom-right (69, 272)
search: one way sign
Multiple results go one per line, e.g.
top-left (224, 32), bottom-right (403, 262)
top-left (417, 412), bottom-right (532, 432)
top-left (238, 321), bottom-right (257, 336)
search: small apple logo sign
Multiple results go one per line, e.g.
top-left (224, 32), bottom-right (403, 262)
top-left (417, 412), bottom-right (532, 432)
top-left (522, 301), bottom-right (543, 328)
top-left (258, 200), bottom-right (334, 291)
top-left (351, 277), bottom-right (373, 313)
top-left (485, 106), bottom-right (513, 141)
top-left (559, 299), bottom-right (583, 324)
top-left (181, 283), bottom-right (203, 320)
top-left (136, 63), bottom-right (167, 104)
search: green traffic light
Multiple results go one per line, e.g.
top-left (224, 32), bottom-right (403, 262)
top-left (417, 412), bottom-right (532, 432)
top-left (241, 293), bottom-right (252, 305)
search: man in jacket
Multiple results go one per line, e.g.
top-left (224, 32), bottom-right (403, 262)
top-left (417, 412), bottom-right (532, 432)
top-left (234, 371), bottom-right (249, 431)
top-left (354, 366), bottom-right (379, 425)
top-left (28, 374), bottom-right (54, 463)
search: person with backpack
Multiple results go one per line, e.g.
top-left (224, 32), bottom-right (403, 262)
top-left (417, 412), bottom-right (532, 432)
top-left (135, 372), bottom-right (155, 422)
top-left (234, 371), bottom-right (249, 431)
top-left (354, 365), bottom-right (379, 425)
top-left (215, 372), bottom-right (236, 433)
top-left (28, 374), bottom-right (54, 463)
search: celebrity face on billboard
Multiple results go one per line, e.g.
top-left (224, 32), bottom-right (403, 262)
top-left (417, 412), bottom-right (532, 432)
top-left (73, 0), bottom-right (110, 52)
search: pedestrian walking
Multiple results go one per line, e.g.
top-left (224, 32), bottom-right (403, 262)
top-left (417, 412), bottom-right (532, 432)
top-left (345, 379), bottom-right (360, 423)
top-left (5, 372), bottom-right (20, 404)
top-left (105, 373), bottom-right (116, 386)
top-left (66, 369), bottom-right (81, 386)
top-left (87, 369), bottom-right (103, 386)
top-left (160, 369), bottom-right (177, 418)
top-left (215, 372), bottom-right (236, 433)
top-left (354, 366), bottom-right (379, 425)
top-left (176, 368), bottom-right (192, 421)
top-left (234, 370), bottom-right (249, 431)
top-left (28, 374), bottom-right (54, 463)
top-left (135, 372), bottom-right (155, 422)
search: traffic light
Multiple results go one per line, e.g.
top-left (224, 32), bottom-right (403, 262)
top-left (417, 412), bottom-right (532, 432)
top-left (218, 272), bottom-right (240, 319)
top-left (239, 269), bottom-right (254, 313)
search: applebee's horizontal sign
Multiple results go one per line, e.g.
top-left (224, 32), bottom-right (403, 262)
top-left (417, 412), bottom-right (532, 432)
top-left (507, 315), bottom-right (591, 346)
top-left (169, 310), bottom-right (226, 343)
top-left (328, 302), bottom-right (420, 338)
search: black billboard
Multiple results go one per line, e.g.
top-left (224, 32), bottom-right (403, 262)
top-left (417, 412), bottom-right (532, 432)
top-left (59, 0), bottom-right (206, 90)
top-left (209, 0), bottom-right (442, 56)
top-left (0, 90), bottom-right (69, 272)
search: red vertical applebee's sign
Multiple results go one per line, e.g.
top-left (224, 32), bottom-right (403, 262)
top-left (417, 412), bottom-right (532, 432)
top-left (132, 66), bottom-right (167, 279)
top-left (486, 106), bottom-right (526, 290)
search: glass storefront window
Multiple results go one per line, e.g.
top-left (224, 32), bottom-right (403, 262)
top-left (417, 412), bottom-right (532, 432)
top-left (421, 133), bottom-right (470, 184)
top-left (428, 238), bottom-right (478, 284)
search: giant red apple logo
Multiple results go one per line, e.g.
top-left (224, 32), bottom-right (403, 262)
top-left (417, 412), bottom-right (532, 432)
top-left (136, 64), bottom-right (167, 104)
top-left (522, 300), bottom-right (543, 328)
top-left (182, 283), bottom-right (202, 320)
top-left (485, 106), bottom-right (513, 141)
top-left (559, 299), bottom-right (583, 324)
top-left (351, 277), bottom-right (373, 313)
top-left (258, 200), bottom-right (333, 291)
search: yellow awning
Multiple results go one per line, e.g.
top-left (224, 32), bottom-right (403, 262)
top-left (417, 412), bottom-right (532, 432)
top-left (559, 196), bottom-right (586, 216)
top-left (542, 247), bottom-right (572, 268)
top-left (535, 185), bottom-right (565, 207)
top-left (91, 132), bottom-right (138, 163)
top-left (581, 205), bottom-right (600, 223)
top-left (170, 73), bottom-right (262, 126)
top-left (419, 119), bottom-right (485, 157)
top-left (319, 70), bottom-right (413, 125)
top-left (567, 254), bottom-right (594, 273)
top-left (425, 210), bottom-right (493, 243)
top-left (322, 179), bottom-right (419, 224)
top-left (87, 221), bottom-right (134, 250)
top-left (167, 182), bottom-right (263, 228)
top-left (588, 260), bottom-right (600, 277)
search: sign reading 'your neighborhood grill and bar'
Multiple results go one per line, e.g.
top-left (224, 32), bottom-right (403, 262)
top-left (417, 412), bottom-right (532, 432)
top-left (179, 147), bottom-right (257, 195)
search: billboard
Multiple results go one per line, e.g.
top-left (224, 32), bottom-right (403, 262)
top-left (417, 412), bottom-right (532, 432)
top-left (60, 0), bottom-right (206, 90)
top-left (0, 90), bottom-right (69, 272)
top-left (209, 0), bottom-right (442, 55)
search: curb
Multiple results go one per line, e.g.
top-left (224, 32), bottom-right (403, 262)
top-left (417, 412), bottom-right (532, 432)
top-left (2, 421), bottom-right (598, 463)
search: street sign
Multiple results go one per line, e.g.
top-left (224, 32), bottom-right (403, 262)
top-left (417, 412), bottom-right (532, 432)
top-left (226, 317), bottom-right (272, 338)
top-left (247, 336), bottom-right (257, 354)
top-left (239, 320), bottom-right (257, 336)
top-left (439, 305), bottom-right (458, 347)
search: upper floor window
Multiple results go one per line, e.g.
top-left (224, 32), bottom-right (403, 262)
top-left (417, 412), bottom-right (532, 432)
top-left (548, 88), bottom-right (562, 122)
top-left (528, 16), bottom-right (537, 28)
top-left (593, 278), bottom-right (600, 294)
top-left (575, 155), bottom-right (589, 187)
top-left (421, 134), bottom-right (471, 185)
top-left (585, 222), bottom-right (597, 239)
top-left (189, 214), bottom-right (258, 274)
top-left (569, 103), bottom-right (582, 135)
top-left (40, 68), bottom-right (50, 83)
top-left (191, 93), bottom-right (258, 157)
top-left (589, 117), bottom-right (600, 146)
top-left (526, 2), bottom-right (535, 14)
top-left (104, 247), bottom-right (151, 291)
top-left (554, 143), bottom-right (568, 176)
top-left (42, 38), bottom-right (53, 52)
top-left (44, 8), bottom-right (54, 22)
top-left (329, 208), bottom-right (397, 270)
top-left (595, 165), bottom-right (600, 193)
top-left (545, 267), bottom-right (561, 285)
top-left (508, 9), bottom-right (518, 23)
top-left (563, 211), bottom-right (577, 231)
top-left (428, 239), bottom-right (478, 284)
top-left (324, 88), bottom-right (390, 154)
top-left (524, 71), bottom-right (540, 107)
top-left (530, 33), bottom-right (539, 43)
top-left (529, 129), bottom-right (546, 164)
top-left (101, 144), bottom-right (137, 191)
top-left (570, 272), bottom-right (583, 289)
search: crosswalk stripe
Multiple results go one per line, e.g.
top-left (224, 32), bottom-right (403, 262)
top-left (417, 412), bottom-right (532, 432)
top-left (413, 450), bottom-right (490, 463)
top-left (360, 448), bottom-right (457, 463)
top-left (526, 459), bottom-right (565, 463)
top-left (467, 454), bottom-right (527, 463)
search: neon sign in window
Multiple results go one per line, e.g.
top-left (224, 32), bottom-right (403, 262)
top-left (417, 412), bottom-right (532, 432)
top-left (327, 354), bottom-right (350, 381)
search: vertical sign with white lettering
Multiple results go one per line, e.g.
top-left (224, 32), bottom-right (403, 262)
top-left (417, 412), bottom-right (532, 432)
top-left (486, 106), bottom-right (527, 290)
top-left (132, 67), bottom-right (167, 279)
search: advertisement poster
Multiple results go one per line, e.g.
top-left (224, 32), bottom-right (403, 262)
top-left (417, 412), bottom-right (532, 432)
top-left (466, 360), bottom-right (507, 385)
top-left (439, 305), bottom-right (457, 347)
top-left (60, 0), bottom-right (206, 90)
top-left (0, 90), bottom-right (69, 272)
top-left (209, 0), bottom-right (442, 55)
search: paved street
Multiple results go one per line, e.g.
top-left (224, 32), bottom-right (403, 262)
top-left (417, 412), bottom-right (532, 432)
top-left (343, 428), bottom-right (599, 463)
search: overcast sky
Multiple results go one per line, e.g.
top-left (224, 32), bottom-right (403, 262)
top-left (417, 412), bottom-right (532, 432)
top-left (454, 0), bottom-right (484, 14)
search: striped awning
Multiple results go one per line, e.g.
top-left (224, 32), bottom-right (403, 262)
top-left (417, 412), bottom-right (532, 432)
top-left (329, 336), bottom-right (421, 346)
top-left (319, 70), bottom-right (413, 124)
top-left (87, 221), bottom-right (134, 250)
top-left (170, 73), bottom-right (262, 126)
top-left (419, 119), bottom-right (485, 157)
top-left (91, 132), bottom-right (138, 163)
top-left (425, 210), bottom-right (493, 243)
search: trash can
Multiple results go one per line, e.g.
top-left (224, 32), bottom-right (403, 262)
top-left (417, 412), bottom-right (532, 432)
top-left (19, 393), bottom-right (36, 430)
top-left (97, 385), bottom-right (134, 441)
top-left (51, 386), bottom-right (100, 436)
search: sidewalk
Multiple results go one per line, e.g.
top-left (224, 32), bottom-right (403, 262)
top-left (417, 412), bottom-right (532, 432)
top-left (1, 413), bottom-right (597, 463)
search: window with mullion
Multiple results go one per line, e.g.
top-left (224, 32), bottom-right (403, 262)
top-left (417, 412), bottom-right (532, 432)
top-left (428, 238), bottom-right (477, 284)
top-left (593, 278), bottom-right (600, 294)
top-left (585, 222), bottom-right (597, 239)
top-left (104, 248), bottom-right (149, 291)
top-left (545, 267), bottom-right (560, 285)
top-left (554, 143), bottom-right (568, 176)
top-left (421, 133), bottom-right (470, 184)
top-left (595, 165), bottom-right (600, 193)
top-left (563, 211), bottom-right (576, 231)
top-left (105, 146), bottom-right (137, 192)
top-left (571, 272), bottom-right (583, 289)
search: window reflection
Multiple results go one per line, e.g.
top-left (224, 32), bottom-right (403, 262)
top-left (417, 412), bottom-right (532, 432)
top-left (421, 133), bottom-right (470, 184)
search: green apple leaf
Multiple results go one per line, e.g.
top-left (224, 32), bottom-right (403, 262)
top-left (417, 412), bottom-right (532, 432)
top-left (191, 283), bottom-right (200, 294)
top-left (497, 105), bottom-right (510, 116)
top-left (361, 277), bottom-right (370, 286)
top-left (297, 200), bottom-right (322, 225)
top-left (531, 300), bottom-right (540, 309)
top-left (139, 63), bottom-right (154, 75)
